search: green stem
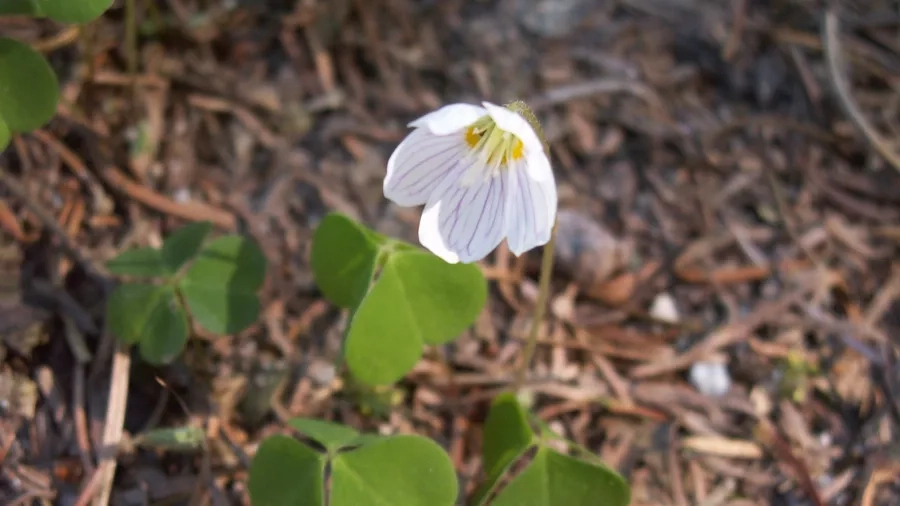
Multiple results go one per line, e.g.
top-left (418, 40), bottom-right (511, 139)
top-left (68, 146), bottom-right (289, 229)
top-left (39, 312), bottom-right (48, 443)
top-left (514, 221), bottom-right (558, 391)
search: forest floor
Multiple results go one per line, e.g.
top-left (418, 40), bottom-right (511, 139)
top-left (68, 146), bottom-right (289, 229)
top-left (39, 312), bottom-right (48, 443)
top-left (1, 0), bottom-right (900, 505)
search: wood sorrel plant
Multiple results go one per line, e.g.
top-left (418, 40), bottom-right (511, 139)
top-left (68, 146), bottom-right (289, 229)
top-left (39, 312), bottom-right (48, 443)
top-left (1, 3), bottom-right (628, 503)
top-left (105, 221), bottom-right (267, 364)
top-left (249, 101), bottom-right (631, 506)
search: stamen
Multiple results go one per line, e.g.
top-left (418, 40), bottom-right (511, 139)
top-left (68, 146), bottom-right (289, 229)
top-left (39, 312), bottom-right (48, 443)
top-left (462, 116), bottom-right (525, 173)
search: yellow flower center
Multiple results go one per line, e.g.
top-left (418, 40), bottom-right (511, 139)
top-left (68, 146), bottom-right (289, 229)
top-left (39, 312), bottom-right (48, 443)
top-left (463, 116), bottom-right (525, 169)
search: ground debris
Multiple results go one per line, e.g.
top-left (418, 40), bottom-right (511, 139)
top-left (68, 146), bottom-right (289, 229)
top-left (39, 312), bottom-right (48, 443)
top-left (0, 0), bottom-right (899, 504)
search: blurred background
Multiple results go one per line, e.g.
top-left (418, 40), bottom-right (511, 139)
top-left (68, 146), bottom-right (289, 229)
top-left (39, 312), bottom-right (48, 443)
top-left (1, 0), bottom-right (900, 504)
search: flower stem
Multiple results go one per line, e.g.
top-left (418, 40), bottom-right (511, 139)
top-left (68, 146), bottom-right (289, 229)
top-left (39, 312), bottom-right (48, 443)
top-left (514, 221), bottom-right (558, 391)
top-left (505, 99), bottom-right (557, 392)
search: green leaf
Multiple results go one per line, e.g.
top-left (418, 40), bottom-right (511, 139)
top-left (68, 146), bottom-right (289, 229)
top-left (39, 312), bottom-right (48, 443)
top-left (385, 250), bottom-right (486, 345)
top-left (138, 308), bottom-right (189, 365)
top-left (343, 266), bottom-right (421, 385)
top-left (287, 418), bottom-right (359, 454)
top-left (106, 284), bottom-right (177, 344)
top-left (106, 247), bottom-right (170, 278)
top-left (3, 0), bottom-right (115, 23)
top-left (0, 0), bottom-right (40, 16)
top-left (0, 38), bottom-right (59, 133)
top-left (490, 447), bottom-right (631, 506)
top-left (161, 221), bottom-right (213, 272)
top-left (347, 433), bottom-right (382, 448)
top-left (311, 213), bottom-right (379, 309)
top-left (135, 426), bottom-right (205, 451)
top-left (105, 222), bottom-right (214, 278)
top-left (473, 393), bottom-right (536, 505)
top-left (483, 394), bottom-right (535, 479)
top-left (106, 283), bottom-right (189, 364)
top-left (361, 226), bottom-right (390, 246)
top-left (344, 249), bottom-right (486, 385)
top-left (330, 435), bottom-right (457, 506)
top-left (249, 435), bottom-right (325, 506)
top-left (477, 395), bottom-right (631, 506)
top-left (0, 116), bottom-right (9, 152)
top-left (179, 235), bottom-right (266, 334)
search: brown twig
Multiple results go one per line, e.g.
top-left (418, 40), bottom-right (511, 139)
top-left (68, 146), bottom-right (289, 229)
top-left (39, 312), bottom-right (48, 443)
top-left (74, 466), bottom-right (104, 506)
top-left (632, 289), bottom-right (807, 378)
top-left (0, 165), bottom-right (109, 281)
top-left (759, 142), bottom-right (824, 267)
top-left (92, 342), bottom-right (131, 506)
top-left (72, 361), bottom-right (95, 477)
top-left (721, 0), bottom-right (747, 61)
top-left (823, 9), bottom-right (900, 174)
top-left (755, 420), bottom-right (826, 506)
top-left (531, 78), bottom-right (667, 113)
top-left (668, 424), bottom-right (689, 506)
top-left (861, 464), bottom-right (900, 506)
top-left (101, 167), bottom-right (237, 230)
top-left (0, 197), bottom-right (26, 241)
top-left (33, 26), bottom-right (80, 53)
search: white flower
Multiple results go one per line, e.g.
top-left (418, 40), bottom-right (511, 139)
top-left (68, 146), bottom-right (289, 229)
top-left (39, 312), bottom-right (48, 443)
top-left (383, 101), bottom-right (557, 264)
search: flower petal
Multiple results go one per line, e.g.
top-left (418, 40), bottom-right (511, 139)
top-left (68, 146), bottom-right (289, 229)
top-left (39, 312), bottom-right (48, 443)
top-left (524, 148), bottom-right (554, 183)
top-left (504, 161), bottom-right (557, 256)
top-left (418, 200), bottom-right (459, 264)
top-left (409, 103), bottom-right (487, 136)
top-left (384, 127), bottom-right (468, 206)
top-left (419, 163), bottom-right (509, 264)
top-left (481, 101), bottom-right (545, 163)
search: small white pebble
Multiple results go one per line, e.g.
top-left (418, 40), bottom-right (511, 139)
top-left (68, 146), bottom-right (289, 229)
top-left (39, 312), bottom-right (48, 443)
top-left (172, 187), bottom-right (191, 203)
top-left (650, 292), bottom-right (680, 323)
top-left (690, 360), bottom-right (731, 397)
top-left (307, 359), bottom-right (336, 386)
